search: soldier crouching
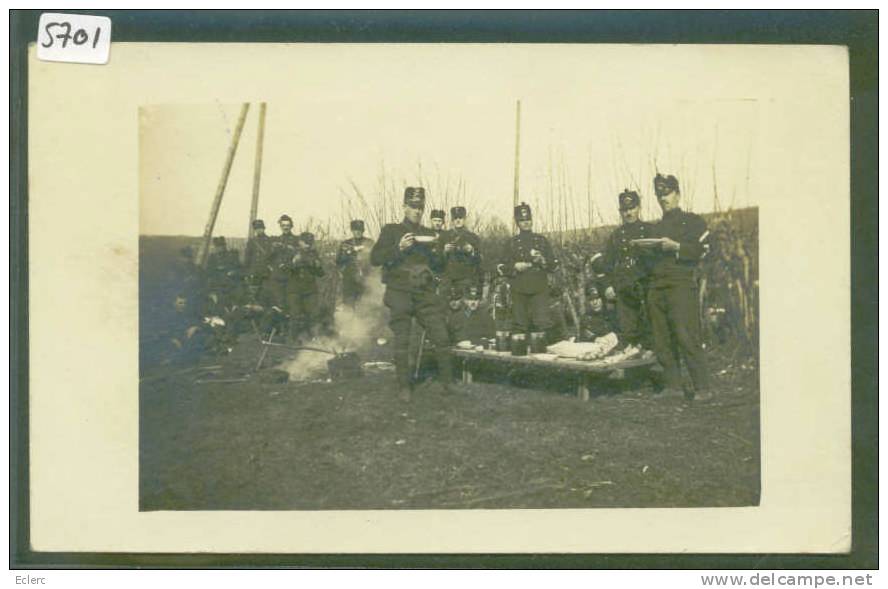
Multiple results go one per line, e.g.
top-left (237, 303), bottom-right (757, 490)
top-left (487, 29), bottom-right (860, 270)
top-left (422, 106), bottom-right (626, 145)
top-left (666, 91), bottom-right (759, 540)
top-left (370, 186), bottom-right (454, 402)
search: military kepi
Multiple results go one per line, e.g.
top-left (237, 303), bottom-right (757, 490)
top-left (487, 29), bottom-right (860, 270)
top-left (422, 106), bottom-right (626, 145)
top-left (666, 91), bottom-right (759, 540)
top-left (278, 214), bottom-right (293, 224)
top-left (430, 209), bottom-right (445, 220)
top-left (403, 186), bottom-right (426, 208)
top-left (654, 173), bottom-right (680, 196)
top-left (252, 219), bottom-right (265, 229)
top-left (619, 189), bottom-right (640, 211)
top-left (514, 202), bottom-right (532, 221)
top-left (451, 206), bottom-right (467, 219)
top-left (350, 219), bottom-right (365, 231)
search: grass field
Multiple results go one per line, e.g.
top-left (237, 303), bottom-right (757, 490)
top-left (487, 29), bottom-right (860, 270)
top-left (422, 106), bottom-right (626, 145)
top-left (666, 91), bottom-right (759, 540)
top-left (140, 338), bottom-right (759, 511)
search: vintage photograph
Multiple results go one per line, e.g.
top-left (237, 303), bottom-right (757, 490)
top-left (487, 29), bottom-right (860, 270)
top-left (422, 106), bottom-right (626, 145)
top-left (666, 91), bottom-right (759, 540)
top-left (138, 46), bottom-right (761, 511)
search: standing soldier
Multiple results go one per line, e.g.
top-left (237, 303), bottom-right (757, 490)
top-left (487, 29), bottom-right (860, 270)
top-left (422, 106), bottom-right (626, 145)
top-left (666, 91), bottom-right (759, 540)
top-left (645, 173), bottom-right (712, 402)
top-left (443, 205), bottom-right (483, 294)
top-left (205, 236), bottom-right (241, 313)
top-left (429, 209), bottom-right (448, 241)
top-left (500, 202), bottom-right (558, 353)
top-left (335, 219), bottom-right (374, 308)
top-left (244, 219), bottom-right (273, 288)
top-left (287, 231), bottom-right (326, 341)
top-left (596, 189), bottom-right (654, 349)
top-left (370, 187), bottom-right (453, 402)
top-left (268, 214), bottom-right (300, 340)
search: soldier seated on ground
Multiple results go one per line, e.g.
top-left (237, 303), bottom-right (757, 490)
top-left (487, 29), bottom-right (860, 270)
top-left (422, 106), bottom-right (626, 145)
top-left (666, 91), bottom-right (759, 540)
top-left (165, 294), bottom-right (207, 364)
top-left (579, 285), bottom-right (616, 342)
top-left (164, 293), bottom-right (238, 362)
top-left (224, 281), bottom-right (284, 339)
top-left (450, 285), bottom-right (495, 346)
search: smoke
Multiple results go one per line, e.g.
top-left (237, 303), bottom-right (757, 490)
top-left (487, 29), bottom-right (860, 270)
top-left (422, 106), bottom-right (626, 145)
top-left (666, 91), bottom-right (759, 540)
top-left (282, 268), bottom-right (391, 381)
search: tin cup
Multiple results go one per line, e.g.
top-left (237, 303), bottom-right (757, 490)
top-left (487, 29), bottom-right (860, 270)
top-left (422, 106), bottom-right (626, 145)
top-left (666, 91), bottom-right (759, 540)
top-left (495, 330), bottom-right (511, 352)
top-left (510, 333), bottom-right (528, 357)
top-left (529, 332), bottom-right (548, 354)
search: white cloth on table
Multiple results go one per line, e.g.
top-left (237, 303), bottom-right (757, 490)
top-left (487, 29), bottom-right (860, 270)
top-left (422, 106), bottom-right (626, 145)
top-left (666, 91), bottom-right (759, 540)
top-left (546, 333), bottom-right (619, 361)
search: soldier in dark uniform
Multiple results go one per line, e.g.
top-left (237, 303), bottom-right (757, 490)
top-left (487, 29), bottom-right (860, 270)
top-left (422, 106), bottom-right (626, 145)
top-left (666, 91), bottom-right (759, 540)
top-left (450, 285), bottom-right (495, 345)
top-left (244, 219), bottom-right (273, 287)
top-left (288, 231), bottom-right (325, 341)
top-left (205, 236), bottom-right (242, 313)
top-left (226, 281), bottom-right (281, 338)
top-left (580, 285), bottom-right (616, 341)
top-left (500, 202), bottom-right (558, 352)
top-left (445, 284), bottom-right (465, 341)
top-left (336, 219), bottom-right (375, 308)
top-left (596, 189), bottom-right (653, 349)
top-left (646, 174), bottom-right (712, 401)
top-left (370, 187), bottom-right (453, 401)
top-left (443, 205), bottom-right (483, 294)
top-left (429, 209), bottom-right (447, 240)
top-left (267, 214), bottom-right (300, 340)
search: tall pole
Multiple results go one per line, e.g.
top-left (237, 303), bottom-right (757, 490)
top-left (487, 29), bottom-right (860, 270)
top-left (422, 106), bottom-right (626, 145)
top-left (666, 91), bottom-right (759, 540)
top-left (198, 102), bottom-right (251, 268)
top-left (247, 102), bottom-right (267, 242)
top-left (513, 99), bottom-right (521, 209)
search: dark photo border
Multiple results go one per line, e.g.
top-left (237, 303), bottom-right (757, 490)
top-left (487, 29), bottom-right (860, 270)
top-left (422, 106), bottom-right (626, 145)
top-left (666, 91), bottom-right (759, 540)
top-left (10, 9), bottom-right (877, 569)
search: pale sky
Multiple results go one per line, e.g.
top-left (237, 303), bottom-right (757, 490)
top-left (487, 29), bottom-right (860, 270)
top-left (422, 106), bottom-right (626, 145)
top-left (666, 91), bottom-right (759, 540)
top-left (138, 44), bottom-right (838, 238)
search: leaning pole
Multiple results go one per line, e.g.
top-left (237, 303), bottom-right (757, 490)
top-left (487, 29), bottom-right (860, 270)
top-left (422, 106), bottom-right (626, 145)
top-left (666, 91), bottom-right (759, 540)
top-left (247, 102), bottom-right (267, 244)
top-left (198, 102), bottom-right (251, 268)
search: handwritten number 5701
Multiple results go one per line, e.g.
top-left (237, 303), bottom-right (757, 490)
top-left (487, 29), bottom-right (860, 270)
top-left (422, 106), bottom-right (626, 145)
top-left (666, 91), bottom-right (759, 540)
top-left (41, 21), bottom-right (102, 49)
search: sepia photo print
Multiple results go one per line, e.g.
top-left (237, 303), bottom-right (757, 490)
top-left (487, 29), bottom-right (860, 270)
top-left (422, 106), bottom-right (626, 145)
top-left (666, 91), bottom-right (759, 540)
top-left (138, 45), bottom-right (764, 511)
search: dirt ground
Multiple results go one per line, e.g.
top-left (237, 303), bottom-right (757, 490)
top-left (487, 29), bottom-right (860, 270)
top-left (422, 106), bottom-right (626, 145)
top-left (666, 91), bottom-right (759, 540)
top-left (140, 340), bottom-right (760, 511)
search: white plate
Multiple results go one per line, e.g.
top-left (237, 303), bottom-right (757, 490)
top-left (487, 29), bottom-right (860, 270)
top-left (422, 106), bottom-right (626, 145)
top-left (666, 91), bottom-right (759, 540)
top-left (630, 238), bottom-right (665, 247)
top-left (414, 235), bottom-right (436, 243)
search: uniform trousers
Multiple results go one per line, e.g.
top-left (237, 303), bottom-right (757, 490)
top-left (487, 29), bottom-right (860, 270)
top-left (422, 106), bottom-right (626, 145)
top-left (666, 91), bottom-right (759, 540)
top-left (511, 291), bottom-right (552, 334)
top-left (383, 287), bottom-right (453, 388)
top-left (647, 283), bottom-right (709, 392)
top-left (287, 290), bottom-right (319, 339)
top-left (616, 284), bottom-right (649, 347)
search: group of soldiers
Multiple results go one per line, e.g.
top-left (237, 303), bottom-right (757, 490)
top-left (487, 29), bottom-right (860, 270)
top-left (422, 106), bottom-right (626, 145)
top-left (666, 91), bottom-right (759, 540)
top-left (368, 173), bottom-right (711, 403)
top-left (169, 172), bottom-right (712, 404)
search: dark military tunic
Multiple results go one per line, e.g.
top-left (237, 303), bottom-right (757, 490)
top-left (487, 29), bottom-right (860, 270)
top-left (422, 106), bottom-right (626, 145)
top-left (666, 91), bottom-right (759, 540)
top-left (599, 220), bottom-right (653, 346)
top-left (336, 236), bottom-right (374, 306)
top-left (370, 219), bottom-right (452, 389)
top-left (646, 208), bottom-right (711, 393)
top-left (287, 245), bottom-right (325, 339)
top-left (501, 230), bottom-right (558, 334)
top-left (206, 248), bottom-right (242, 303)
top-left (443, 227), bottom-right (483, 292)
top-left (244, 234), bottom-right (273, 286)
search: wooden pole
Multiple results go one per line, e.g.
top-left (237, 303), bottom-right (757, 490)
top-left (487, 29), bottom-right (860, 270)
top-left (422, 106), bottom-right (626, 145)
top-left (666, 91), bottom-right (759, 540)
top-left (513, 100), bottom-right (521, 209)
top-left (198, 102), bottom-right (251, 268)
top-left (247, 102), bottom-right (267, 243)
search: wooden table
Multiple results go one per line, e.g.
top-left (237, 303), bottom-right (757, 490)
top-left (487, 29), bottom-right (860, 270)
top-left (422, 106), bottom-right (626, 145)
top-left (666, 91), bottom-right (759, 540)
top-left (451, 348), bottom-right (657, 401)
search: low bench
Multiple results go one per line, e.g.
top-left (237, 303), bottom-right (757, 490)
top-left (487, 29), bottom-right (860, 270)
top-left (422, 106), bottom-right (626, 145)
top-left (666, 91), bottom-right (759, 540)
top-left (451, 348), bottom-right (658, 401)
